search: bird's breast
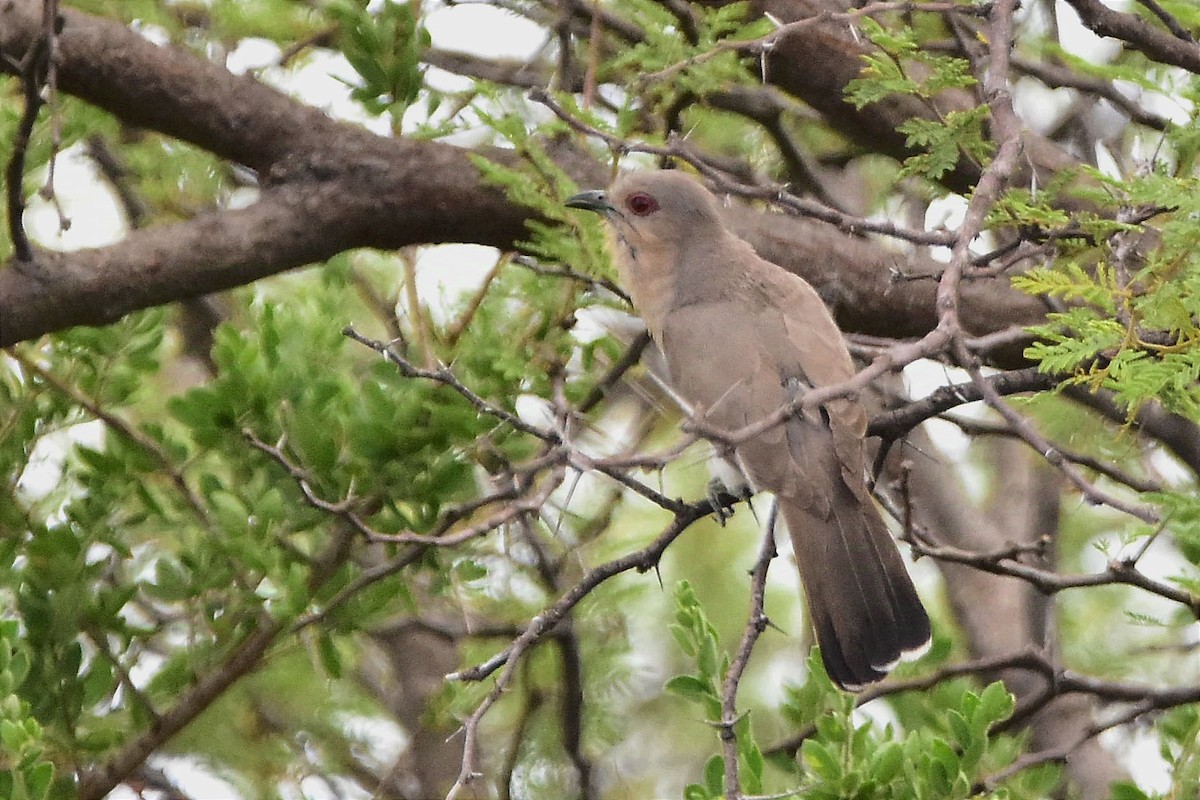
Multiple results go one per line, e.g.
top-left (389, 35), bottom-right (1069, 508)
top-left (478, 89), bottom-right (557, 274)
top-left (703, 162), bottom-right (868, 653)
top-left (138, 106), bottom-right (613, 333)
top-left (609, 238), bottom-right (679, 338)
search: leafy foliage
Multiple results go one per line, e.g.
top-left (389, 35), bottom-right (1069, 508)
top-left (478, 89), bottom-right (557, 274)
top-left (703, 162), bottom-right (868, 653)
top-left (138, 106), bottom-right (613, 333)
top-left (607, 1), bottom-right (771, 110)
top-left (666, 586), bottom-right (1055, 800)
top-left (667, 581), bottom-right (766, 799)
top-left (0, 621), bottom-right (58, 800)
top-left (327, 0), bottom-right (431, 123)
top-left (846, 17), bottom-right (989, 181)
top-left (2, 0), bottom-right (1200, 798)
top-left (1013, 164), bottom-right (1200, 417)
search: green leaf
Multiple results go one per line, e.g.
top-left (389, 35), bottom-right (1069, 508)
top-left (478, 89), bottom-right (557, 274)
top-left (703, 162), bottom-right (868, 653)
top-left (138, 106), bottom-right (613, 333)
top-left (704, 753), bottom-right (725, 797)
top-left (975, 681), bottom-right (1015, 731)
top-left (739, 734), bottom-right (764, 794)
top-left (665, 675), bottom-right (716, 704)
top-left (801, 739), bottom-right (841, 782)
top-left (1107, 782), bottom-right (1152, 800)
top-left (25, 762), bottom-right (53, 800)
top-left (453, 558), bottom-right (488, 582)
top-left (947, 709), bottom-right (971, 747)
top-left (871, 742), bottom-right (904, 783)
top-left (670, 623), bottom-right (697, 657)
top-left (697, 636), bottom-right (720, 680)
top-left (316, 631), bottom-right (343, 679)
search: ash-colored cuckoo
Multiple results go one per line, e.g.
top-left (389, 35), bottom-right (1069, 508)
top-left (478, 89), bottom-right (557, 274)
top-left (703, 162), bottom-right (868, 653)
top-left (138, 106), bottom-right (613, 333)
top-left (566, 170), bottom-right (930, 690)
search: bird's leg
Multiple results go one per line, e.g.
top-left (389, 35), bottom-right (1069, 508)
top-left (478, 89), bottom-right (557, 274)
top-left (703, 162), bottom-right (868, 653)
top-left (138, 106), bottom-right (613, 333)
top-left (706, 453), bottom-right (754, 526)
top-left (705, 479), bottom-right (738, 525)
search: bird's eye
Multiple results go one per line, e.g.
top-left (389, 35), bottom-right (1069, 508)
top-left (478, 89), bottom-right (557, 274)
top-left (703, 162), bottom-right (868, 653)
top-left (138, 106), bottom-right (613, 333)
top-left (625, 192), bottom-right (659, 216)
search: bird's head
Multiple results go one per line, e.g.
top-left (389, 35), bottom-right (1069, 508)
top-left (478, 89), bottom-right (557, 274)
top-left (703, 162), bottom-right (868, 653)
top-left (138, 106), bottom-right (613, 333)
top-left (565, 170), bottom-right (724, 249)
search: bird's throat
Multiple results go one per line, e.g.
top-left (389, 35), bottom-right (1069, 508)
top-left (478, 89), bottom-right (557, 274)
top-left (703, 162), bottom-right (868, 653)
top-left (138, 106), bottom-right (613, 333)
top-left (608, 233), bottom-right (678, 339)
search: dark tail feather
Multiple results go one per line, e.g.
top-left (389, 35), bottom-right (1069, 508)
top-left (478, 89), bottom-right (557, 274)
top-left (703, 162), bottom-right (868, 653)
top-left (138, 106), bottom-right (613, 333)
top-left (782, 481), bottom-right (930, 691)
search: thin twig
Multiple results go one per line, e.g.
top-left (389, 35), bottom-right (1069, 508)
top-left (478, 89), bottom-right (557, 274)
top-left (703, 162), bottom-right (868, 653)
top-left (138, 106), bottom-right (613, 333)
top-left (719, 510), bottom-right (778, 800)
top-left (5, 29), bottom-right (49, 261)
top-left (941, 413), bottom-right (1164, 494)
top-left (400, 247), bottom-right (436, 369)
top-left (447, 492), bottom-right (739, 684)
top-left (444, 252), bottom-right (508, 348)
top-left (866, 367), bottom-right (1058, 442)
top-left (36, 0), bottom-right (69, 236)
top-left (512, 254), bottom-right (631, 303)
top-left (83, 627), bottom-right (162, 727)
top-left (954, 344), bottom-right (1161, 524)
top-left (344, 326), bottom-right (558, 442)
top-left (529, 87), bottom-right (956, 248)
top-left (442, 489), bottom-right (740, 799)
top-left (904, 522), bottom-right (1197, 613)
top-left (577, 329), bottom-right (652, 414)
top-left (1134, 0), bottom-right (1194, 42)
top-left (768, 646), bottom-right (1200, 758)
top-left (12, 350), bottom-right (212, 525)
top-left (979, 701), bottom-right (1153, 791)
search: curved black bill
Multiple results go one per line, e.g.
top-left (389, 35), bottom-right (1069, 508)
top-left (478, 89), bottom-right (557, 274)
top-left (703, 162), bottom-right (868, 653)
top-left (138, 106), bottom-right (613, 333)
top-left (564, 189), bottom-right (614, 213)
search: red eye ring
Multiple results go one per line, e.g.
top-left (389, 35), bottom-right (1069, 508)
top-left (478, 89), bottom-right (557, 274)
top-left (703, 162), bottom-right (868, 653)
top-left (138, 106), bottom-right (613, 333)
top-left (625, 192), bottom-right (659, 216)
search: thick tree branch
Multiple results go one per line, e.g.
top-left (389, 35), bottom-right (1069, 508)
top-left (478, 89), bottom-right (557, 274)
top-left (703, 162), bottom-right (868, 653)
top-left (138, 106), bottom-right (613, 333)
top-left (2, 0), bottom-right (337, 171)
top-left (867, 367), bottom-right (1059, 442)
top-left (1063, 0), bottom-right (1200, 73)
top-left (752, 0), bottom-right (1087, 196)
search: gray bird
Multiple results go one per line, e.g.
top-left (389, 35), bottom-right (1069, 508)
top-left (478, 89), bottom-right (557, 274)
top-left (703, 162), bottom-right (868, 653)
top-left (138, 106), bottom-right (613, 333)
top-left (566, 170), bottom-right (930, 690)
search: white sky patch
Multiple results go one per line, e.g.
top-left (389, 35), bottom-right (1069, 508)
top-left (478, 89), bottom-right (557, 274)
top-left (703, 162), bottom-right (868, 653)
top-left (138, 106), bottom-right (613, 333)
top-left (901, 360), bottom-right (990, 500)
top-left (1136, 73), bottom-right (1197, 127)
top-left (1092, 93), bottom-right (1140, 141)
top-left (572, 307), bottom-right (646, 343)
top-left (1094, 140), bottom-right (1125, 180)
top-left (16, 419), bottom-right (106, 503)
top-left (336, 713), bottom-right (409, 773)
top-left (1055, 0), bottom-right (1124, 63)
top-left (25, 145), bottom-right (127, 251)
top-left (422, 64), bottom-right (476, 95)
top-left (1103, 724), bottom-right (1172, 794)
top-left (225, 36), bottom-right (283, 74)
top-left (1148, 445), bottom-right (1193, 488)
top-left (255, 47), bottom-right (395, 137)
top-left (412, 243), bottom-right (503, 320)
top-left (925, 194), bottom-right (967, 231)
top-left (1012, 77), bottom-right (1075, 136)
top-left (129, 20), bottom-right (172, 47)
top-left (104, 756), bottom-right (243, 800)
top-left (515, 393), bottom-right (559, 434)
top-left (922, 195), bottom-right (996, 258)
top-left (425, 4), bottom-right (548, 61)
top-left (127, 649), bottom-right (167, 694)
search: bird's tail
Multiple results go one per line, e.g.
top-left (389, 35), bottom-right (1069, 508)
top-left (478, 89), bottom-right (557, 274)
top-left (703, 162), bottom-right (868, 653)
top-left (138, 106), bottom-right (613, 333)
top-left (781, 480), bottom-right (930, 691)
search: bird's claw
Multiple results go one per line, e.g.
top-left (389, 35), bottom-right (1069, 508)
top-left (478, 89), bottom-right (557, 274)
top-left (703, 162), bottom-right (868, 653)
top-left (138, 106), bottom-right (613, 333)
top-left (706, 478), bottom-right (753, 526)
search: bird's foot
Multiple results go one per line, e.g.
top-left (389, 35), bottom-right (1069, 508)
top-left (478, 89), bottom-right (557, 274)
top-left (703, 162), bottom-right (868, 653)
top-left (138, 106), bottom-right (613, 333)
top-left (705, 478), bottom-right (753, 526)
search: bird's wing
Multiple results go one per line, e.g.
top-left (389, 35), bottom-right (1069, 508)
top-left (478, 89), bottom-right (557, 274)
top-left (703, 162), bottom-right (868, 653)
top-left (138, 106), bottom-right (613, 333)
top-left (658, 252), bottom-right (872, 487)
top-left (657, 296), bottom-right (837, 513)
top-left (754, 265), bottom-right (871, 491)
